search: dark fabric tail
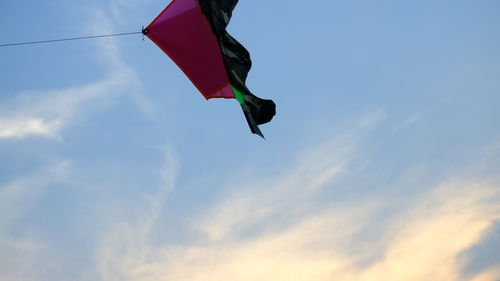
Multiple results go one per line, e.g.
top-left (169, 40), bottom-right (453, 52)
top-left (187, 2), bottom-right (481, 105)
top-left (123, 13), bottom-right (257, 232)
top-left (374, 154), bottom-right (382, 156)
top-left (243, 93), bottom-right (276, 125)
top-left (198, 0), bottom-right (276, 129)
top-left (241, 105), bottom-right (264, 139)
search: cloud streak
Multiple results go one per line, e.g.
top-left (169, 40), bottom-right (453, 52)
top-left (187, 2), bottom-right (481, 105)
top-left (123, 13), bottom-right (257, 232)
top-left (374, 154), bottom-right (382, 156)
top-left (97, 149), bottom-right (178, 281)
top-left (98, 177), bottom-right (500, 281)
top-left (0, 69), bottom-right (136, 140)
top-left (0, 107), bottom-right (498, 281)
top-left (95, 123), bottom-right (500, 281)
top-left (0, 6), bottom-right (140, 141)
top-left (0, 161), bottom-right (72, 281)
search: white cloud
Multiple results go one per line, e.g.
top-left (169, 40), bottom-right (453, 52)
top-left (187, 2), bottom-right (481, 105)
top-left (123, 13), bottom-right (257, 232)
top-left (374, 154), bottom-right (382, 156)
top-left (0, 6), bottom-right (141, 141)
top-left (0, 161), bottom-right (72, 281)
top-left (195, 133), bottom-right (356, 242)
top-left (0, 161), bottom-right (72, 228)
top-left (94, 126), bottom-right (500, 281)
top-left (0, 69), bottom-right (135, 140)
top-left (97, 149), bottom-right (178, 281)
top-left (470, 268), bottom-right (500, 281)
top-left (1, 1), bottom-right (499, 280)
top-left (357, 108), bottom-right (387, 129)
top-left (105, 0), bottom-right (155, 24)
top-left (1, 106), bottom-right (498, 281)
top-left (0, 118), bottom-right (62, 139)
top-left (96, 177), bottom-right (500, 281)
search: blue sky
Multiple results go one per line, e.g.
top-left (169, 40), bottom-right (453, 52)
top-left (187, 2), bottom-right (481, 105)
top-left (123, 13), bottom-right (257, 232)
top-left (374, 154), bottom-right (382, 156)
top-left (1, 0), bottom-right (499, 280)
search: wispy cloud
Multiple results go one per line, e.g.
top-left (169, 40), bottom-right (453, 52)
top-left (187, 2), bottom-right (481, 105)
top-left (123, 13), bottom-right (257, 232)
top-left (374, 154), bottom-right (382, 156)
top-left (0, 161), bottom-right (72, 281)
top-left (0, 118), bottom-right (62, 139)
top-left (97, 149), bottom-right (178, 281)
top-left (1, 106), bottom-right (498, 281)
top-left (470, 268), bottom-right (500, 281)
top-left (0, 6), bottom-right (140, 141)
top-left (0, 69), bottom-right (136, 140)
top-left (97, 174), bottom-right (500, 281)
top-left (0, 161), bottom-right (72, 228)
top-left (94, 120), bottom-right (500, 281)
top-left (1, 1), bottom-right (499, 279)
top-left (106, 0), bottom-right (155, 24)
top-left (195, 133), bottom-right (356, 242)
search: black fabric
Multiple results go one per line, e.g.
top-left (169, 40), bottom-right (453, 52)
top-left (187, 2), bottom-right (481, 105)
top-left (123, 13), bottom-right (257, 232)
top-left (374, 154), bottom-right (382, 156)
top-left (198, 0), bottom-right (276, 126)
top-left (241, 105), bottom-right (264, 138)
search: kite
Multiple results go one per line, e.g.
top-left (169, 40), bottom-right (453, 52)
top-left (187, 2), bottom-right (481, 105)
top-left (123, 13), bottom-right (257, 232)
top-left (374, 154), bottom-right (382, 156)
top-left (0, 0), bottom-right (275, 137)
top-left (143, 0), bottom-right (276, 138)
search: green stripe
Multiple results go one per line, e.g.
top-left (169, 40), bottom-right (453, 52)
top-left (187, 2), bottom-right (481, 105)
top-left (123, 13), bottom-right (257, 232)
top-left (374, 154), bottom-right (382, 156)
top-left (231, 85), bottom-right (246, 105)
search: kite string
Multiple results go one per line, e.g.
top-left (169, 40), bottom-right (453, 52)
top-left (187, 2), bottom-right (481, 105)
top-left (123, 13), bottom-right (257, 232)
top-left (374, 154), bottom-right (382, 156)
top-left (0, 31), bottom-right (143, 48)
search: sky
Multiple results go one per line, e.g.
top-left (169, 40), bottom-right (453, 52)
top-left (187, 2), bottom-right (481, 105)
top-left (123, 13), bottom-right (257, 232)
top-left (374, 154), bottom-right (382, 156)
top-left (0, 0), bottom-right (499, 280)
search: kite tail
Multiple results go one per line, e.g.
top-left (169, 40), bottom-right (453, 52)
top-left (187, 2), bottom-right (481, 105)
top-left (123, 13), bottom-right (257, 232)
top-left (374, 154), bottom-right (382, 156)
top-left (241, 105), bottom-right (265, 139)
top-left (243, 93), bottom-right (276, 125)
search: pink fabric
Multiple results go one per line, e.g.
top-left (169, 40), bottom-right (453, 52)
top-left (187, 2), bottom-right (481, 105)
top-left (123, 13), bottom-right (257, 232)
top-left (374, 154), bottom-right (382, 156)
top-left (211, 84), bottom-right (234, 98)
top-left (146, 0), bottom-right (235, 100)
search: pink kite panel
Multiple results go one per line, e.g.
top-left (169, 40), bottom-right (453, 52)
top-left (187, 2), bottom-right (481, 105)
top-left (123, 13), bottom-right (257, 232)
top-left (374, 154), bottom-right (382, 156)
top-left (146, 0), bottom-right (235, 99)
